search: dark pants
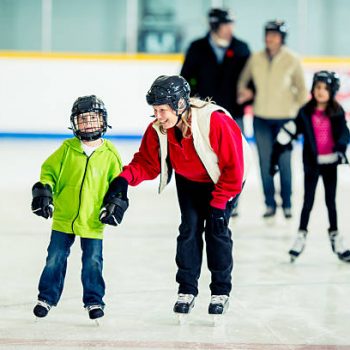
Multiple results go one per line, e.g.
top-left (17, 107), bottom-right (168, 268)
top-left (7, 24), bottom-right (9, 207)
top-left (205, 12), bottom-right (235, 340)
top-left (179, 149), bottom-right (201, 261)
top-left (175, 174), bottom-right (237, 297)
top-left (37, 230), bottom-right (105, 307)
top-left (253, 116), bottom-right (292, 209)
top-left (299, 164), bottom-right (338, 232)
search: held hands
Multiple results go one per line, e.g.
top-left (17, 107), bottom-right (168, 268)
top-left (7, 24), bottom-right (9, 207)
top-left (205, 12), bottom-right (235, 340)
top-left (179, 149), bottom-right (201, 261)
top-left (99, 177), bottom-right (129, 226)
top-left (31, 182), bottom-right (54, 219)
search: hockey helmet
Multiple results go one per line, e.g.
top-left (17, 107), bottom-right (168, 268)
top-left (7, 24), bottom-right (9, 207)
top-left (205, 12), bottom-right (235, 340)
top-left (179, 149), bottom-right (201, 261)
top-left (70, 95), bottom-right (110, 141)
top-left (312, 70), bottom-right (340, 98)
top-left (146, 75), bottom-right (191, 112)
top-left (265, 20), bottom-right (287, 43)
top-left (208, 8), bottom-right (234, 32)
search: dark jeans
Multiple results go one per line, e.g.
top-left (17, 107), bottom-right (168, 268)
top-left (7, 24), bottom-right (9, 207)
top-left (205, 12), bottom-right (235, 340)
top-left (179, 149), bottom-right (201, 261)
top-left (37, 230), bottom-right (105, 307)
top-left (299, 164), bottom-right (338, 232)
top-left (175, 174), bottom-right (237, 297)
top-left (253, 116), bottom-right (292, 209)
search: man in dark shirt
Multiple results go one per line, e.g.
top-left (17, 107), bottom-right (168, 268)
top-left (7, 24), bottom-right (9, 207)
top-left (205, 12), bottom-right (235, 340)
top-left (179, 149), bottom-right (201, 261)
top-left (180, 8), bottom-right (251, 132)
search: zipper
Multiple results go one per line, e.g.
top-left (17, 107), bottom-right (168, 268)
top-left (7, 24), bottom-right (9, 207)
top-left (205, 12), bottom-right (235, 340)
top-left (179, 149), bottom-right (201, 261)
top-left (71, 154), bottom-right (90, 233)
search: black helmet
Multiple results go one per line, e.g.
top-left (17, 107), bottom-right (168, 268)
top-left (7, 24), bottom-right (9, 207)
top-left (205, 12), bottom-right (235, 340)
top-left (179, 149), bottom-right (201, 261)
top-left (312, 70), bottom-right (340, 98)
top-left (70, 95), bottom-right (110, 141)
top-left (146, 75), bottom-right (191, 112)
top-left (208, 8), bottom-right (234, 31)
top-left (265, 20), bottom-right (287, 43)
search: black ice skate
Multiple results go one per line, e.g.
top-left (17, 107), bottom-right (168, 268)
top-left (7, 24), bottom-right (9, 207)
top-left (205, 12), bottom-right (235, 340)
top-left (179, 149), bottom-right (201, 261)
top-left (173, 294), bottom-right (195, 324)
top-left (33, 300), bottom-right (51, 318)
top-left (289, 230), bottom-right (307, 262)
top-left (86, 305), bottom-right (104, 325)
top-left (208, 295), bottom-right (229, 315)
top-left (208, 295), bottom-right (229, 326)
top-left (329, 230), bottom-right (350, 263)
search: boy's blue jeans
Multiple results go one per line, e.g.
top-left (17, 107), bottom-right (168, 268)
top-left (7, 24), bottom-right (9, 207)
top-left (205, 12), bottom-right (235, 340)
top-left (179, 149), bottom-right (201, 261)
top-left (253, 116), bottom-right (292, 210)
top-left (37, 230), bottom-right (105, 307)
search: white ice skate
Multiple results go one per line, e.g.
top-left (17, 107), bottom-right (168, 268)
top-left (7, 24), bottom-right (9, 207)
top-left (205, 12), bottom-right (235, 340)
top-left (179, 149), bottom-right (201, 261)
top-left (289, 230), bottom-right (307, 262)
top-left (208, 295), bottom-right (229, 326)
top-left (329, 231), bottom-right (350, 263)
top-left (263, 207), bottom-right (276, 225)
top-left (173, 294), bottom-right (195, 325)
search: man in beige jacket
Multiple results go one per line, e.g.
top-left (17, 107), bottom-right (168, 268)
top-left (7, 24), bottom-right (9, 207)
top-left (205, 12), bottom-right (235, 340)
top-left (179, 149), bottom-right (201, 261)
top-left (237, 20), bottom-right (307, 220)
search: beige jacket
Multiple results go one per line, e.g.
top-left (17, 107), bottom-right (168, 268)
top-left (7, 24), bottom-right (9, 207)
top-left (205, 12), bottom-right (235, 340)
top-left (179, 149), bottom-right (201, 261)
top-left (238, 46), bottom-right (307, 119)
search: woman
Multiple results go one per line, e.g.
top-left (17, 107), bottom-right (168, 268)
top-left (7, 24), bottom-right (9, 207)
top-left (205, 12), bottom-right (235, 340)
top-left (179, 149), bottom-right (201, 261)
top-left (100, 75), bottom-right (250, 316)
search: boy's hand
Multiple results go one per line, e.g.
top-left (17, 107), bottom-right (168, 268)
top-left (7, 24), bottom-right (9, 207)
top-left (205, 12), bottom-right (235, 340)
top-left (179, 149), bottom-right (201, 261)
top-left (100, 177), bottom-right (129, 226)
top-left (99, 198), bottom-right (129, 226)
top-left (31, 182), bottom-right (54, 219)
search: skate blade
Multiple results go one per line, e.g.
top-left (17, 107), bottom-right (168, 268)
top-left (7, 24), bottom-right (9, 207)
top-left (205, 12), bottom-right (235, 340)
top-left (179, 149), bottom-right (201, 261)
top-left (176, 313), bottom-right (190, 325)
top-left (211, 314), bottom-right (224, 327)
top-left (264, 217), bottom-right (276, 226)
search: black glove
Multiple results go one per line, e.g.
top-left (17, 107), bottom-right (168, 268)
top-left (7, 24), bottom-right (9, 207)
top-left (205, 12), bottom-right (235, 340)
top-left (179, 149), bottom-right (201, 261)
top-left (31, 182), bottom-right (53, 219)
top-left (269, 142), bottom-right (291, 176)
top-left (99, 177), bottom-right (129, 226)
top-left (210, 206), bottom-right (227, 234)
top-left (333, 143), bottom-right (346, 153)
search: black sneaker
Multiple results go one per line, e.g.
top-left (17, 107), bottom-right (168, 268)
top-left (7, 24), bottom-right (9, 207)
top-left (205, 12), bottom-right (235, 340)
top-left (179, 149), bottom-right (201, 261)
top-left (86, 305), bottom-right (104, 320)
top-left (33, 300), bottom-right (51, 318)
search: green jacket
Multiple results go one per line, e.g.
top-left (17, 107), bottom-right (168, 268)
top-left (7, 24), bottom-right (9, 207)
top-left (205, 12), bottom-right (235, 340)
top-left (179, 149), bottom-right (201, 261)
top-left (40, 137), bottom-right (122, 239)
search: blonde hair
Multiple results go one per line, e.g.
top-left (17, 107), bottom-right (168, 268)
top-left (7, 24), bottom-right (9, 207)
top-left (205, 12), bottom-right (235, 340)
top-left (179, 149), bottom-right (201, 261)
top-left (159, 97), bottom-right (214, 137)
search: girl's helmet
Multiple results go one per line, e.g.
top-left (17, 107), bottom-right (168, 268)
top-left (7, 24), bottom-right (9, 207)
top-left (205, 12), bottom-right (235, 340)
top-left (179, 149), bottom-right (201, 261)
top-left (70, 95), bottom-right (110, 141)
top-left (146, 75), bottom-right (191, 113)
top-left (312, 71), bottom-right (340, 98)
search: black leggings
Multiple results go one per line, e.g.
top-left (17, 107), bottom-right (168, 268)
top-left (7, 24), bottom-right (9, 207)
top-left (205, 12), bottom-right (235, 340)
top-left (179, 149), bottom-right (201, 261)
top-left (299, 163), bottom-right (338, 232)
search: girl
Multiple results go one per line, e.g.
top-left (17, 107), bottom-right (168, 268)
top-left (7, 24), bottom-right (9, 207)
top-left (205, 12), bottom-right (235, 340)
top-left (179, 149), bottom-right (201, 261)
top-left (270, 71), bottom-right (350, 263)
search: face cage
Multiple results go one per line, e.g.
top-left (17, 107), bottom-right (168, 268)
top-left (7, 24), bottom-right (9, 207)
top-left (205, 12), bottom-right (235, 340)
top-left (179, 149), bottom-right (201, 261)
top-left (71, 112), bottom-right (107, 141)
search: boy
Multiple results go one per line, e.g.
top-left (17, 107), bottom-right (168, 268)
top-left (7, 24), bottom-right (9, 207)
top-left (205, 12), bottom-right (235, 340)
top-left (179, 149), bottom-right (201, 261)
top-left (31, 95), bottom-right (124, 321)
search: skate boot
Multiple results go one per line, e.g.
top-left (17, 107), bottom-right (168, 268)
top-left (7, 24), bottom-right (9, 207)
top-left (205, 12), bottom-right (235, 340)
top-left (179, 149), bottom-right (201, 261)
top-left (33, 300), bottom-right (51, 318)
top-left (328, 230), bottom-right (350, 263)
top-left (263, 206), bottom-right (276, 225)
top-left (283, 207), bottom-right (292, 219)
top-left (173, 294), bottom-right (195, 324)
top-left (86, 305), bottom-right (104, 325)
top-left (289, 230), bottom-right (307, 262)
top-left (208, 295), bottom-right (229, 326)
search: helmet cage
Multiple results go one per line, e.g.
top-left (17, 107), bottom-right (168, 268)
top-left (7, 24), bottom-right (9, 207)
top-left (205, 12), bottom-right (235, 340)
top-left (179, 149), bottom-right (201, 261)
top-left (312, 71), bottom-right (340, 98)
top-left (70, 95), bottom-right (108, 141)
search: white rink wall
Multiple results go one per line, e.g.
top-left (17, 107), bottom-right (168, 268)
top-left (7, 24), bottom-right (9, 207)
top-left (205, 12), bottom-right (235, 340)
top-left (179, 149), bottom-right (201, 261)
top-left (0, 56), bottom-right (182, 136)
top-left (1, 55), bottom-right (350, 137)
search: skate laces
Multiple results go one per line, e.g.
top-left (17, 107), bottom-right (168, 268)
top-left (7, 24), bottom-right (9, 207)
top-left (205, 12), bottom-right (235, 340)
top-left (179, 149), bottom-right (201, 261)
top-left (86, 305), bottom-right (103, 312)
top-left (210, 295), bottom-right (229, 305)
top-left (36, 300), bottom-right (51, 311)
top-left (177, 294), bottom-right (194, 304)
top-left (291, 231), bottom-right (307, 252)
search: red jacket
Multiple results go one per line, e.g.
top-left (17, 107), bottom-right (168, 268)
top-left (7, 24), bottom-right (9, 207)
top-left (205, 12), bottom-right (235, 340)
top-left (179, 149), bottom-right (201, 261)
top-left (121, 111), bottom-right (244, 209)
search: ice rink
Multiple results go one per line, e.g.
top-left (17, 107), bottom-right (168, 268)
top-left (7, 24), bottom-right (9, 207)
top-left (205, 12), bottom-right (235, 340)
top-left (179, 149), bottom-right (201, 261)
top-left (1, 139), bottom-right (350, 350)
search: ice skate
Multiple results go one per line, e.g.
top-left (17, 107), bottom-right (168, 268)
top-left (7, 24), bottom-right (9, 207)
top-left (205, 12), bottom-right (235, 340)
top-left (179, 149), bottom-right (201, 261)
top-left (173, 294), bottom-right (195, 324)
top-left (283, 207), bottom-right (292, 219)
top-left (33, 300), bottom-right (51, 319)
top-left (208, 295), bottom-right (229, 326)
top-left (86, 305), bottom-right (104, 326)
top-left (289, 230), bottom-right (307, 262)
top-left (329, 230), bottom-right (350, 263)
top-left (263, 206), bottom-right (276, 225)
